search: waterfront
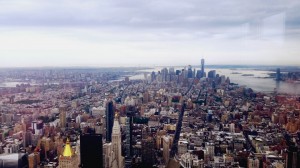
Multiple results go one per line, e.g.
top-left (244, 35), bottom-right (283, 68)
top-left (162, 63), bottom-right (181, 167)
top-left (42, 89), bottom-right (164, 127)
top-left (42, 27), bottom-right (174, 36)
top-left (1, 67), bottom-right (299, 95)
top-left (131, 67), bottom-right (300, 95)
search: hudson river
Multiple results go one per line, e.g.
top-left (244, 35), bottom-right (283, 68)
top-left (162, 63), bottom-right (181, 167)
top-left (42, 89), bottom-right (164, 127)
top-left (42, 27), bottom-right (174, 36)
top-left (131, 67), bottom-right (300, 95)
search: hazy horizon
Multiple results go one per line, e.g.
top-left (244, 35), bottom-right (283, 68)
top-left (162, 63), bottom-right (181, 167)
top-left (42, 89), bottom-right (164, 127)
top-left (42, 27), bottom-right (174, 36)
top-left (0, 64), bottom-right (299, 69)
top-left (1, 0), bottom-right (300, 67)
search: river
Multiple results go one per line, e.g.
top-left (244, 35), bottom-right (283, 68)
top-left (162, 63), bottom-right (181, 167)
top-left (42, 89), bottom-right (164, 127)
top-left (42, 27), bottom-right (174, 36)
top-left (130, 67), bottom-right (300, 95)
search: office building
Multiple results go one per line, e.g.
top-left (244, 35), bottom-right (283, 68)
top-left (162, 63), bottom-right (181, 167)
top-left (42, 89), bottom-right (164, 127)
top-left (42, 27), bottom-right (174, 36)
top-left (169, 67), bottom-right (175, 75)
top-left (276, 68), bottom-right (281, 81)
top-left (112, 114), bottom-right (124, 168)
top-left (151, 71), bottom-right (156, 82)
top-left (161, 68), bottom-right (168, 82)
top-left (163, 135), bottom-right (172, 165)
top-left (103, 143), bottom-right (117, 168)
top-left (286, 145), bottom-right (300, 168)
top-left (141, 137), bottom-right (156, 166)
top-left (0, 153), bottom-right (28, 168)
top-left (143, 92), bottom-right (150, 104)
top-left (201, 58), bottom-right (205, 77)
top-left (196, 70), bottom-right (202, 79)
top-left (23, 130), bottom-right (32, 148)
top-left (187, 65), bottom-right (193, 78)
top-left (208, 70), bottom-right (216, 78)
top-left (106, 101), bottom-right (114, 142)
top-left (125, 112), bottom-right (133, 159)
top-left (59, 106), bottom-right (67, 128)
top-left (80, 134), bottom-right (103, 168)
top-left (59, 139), bottom-right (79, 168)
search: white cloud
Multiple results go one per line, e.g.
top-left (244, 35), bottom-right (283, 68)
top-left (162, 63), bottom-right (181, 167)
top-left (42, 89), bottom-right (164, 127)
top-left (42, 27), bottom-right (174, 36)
top-left (0, 0), bottom-right (299, 67)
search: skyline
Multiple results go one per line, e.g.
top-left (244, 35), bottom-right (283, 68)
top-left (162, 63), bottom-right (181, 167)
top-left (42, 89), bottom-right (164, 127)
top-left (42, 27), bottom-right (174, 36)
top-left (1, 0), bottom-right (300, 67)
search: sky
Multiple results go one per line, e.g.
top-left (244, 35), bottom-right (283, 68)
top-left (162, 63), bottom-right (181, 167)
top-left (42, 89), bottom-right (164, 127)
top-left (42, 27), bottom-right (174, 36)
top-left (0, 0), bottom-right (300, 67)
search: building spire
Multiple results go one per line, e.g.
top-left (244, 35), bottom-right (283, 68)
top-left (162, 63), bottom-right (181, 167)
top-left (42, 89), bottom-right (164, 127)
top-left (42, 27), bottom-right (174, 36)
top-left (62, 138), bottom-right (73, 157)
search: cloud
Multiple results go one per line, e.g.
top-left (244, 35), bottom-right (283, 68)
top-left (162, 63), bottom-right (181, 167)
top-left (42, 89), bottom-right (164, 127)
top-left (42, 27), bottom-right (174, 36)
top-left (0, 0), bottom-right (297, 29)
top-left (0, 0), bottom-right (299, 67)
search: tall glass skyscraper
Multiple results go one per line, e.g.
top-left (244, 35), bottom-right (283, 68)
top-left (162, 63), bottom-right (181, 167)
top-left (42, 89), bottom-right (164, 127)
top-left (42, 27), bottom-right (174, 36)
top-left (201, 58), bottom-right (205, 78)
top-left (106, 101), bottom-right (114, 142)
top-left (276, 68), bottom-right (281, 81)
top-left (187, 65), bottom-right (193, 78)
top-left (125, 111), bottom-right (133, 158)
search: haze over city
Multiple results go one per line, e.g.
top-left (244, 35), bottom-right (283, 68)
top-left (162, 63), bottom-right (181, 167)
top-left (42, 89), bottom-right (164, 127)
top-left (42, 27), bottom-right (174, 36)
top-left (1, 0), bottom-right (300, 67)
top-left (1, 1), bottom-right (300, 168)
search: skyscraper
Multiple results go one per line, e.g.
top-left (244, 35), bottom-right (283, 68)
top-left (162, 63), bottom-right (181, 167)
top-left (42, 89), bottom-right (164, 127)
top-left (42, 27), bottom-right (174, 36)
top-left (187, 65), bottom-right (193, 78)
top-left (163, 135), bottom-right (171, 165)
top-left (161, 68), bottom-right (168, 82)
top-left (59, 139), bottom-right (79, 168)
top-left (141, 137), bottom-right (156, 167)
top-left (125, 111), bottom-right (133, 160)
top-left (112, 114), bottom-right (124, 168)
top-left (103, 142), bottom-right (117, 168)
top-left (23, 130), bottom-right (32, 148)
top-left (151, 71), bottom-right (156, 82)
top-left (276, 68), bottom-right (281, 81)
top-left (80, 134), bottom-right (103, 168)
top-left (0, 153), bottom-right (28, 168)
top-left (59, 105), bottom-right (67, 128)
top-left (106, 101), bottom-right (114, 142)
top-left (201, 58), bottom-right (205, 78)
top-left (286, 145), bottom-right (300, 168)
top-left (208, 70), bottom-right (216, 78)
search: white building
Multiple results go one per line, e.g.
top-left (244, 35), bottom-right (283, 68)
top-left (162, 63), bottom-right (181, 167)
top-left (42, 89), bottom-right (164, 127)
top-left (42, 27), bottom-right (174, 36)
top-left (92, 106), bottom-right (106, 116)
top-left (178, 140), bottom-right (188, 156)
top-left (112, 115), bottom-right (124, 168)
top-left (103, 143), bottom-right (117, 168)
top-left (180, 152), bottom-right (203, 168)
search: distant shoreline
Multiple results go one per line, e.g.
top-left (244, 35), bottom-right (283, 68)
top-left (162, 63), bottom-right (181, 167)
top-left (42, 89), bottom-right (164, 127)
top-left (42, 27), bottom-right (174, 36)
top-left (0, 65), bottom-right (299, 72)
